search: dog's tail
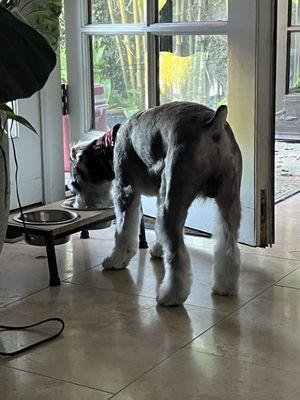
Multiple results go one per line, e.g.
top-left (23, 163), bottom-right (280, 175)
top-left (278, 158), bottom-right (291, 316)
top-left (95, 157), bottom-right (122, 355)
top-left (207, 105), bottom-right (227, 144)
top-left (203, 105), bottom-right (242, 200)
top-left (203, 105), bottom-right (228, 198)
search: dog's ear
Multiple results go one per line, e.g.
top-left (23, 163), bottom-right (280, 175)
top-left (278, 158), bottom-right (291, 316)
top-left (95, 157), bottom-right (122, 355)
top-left (112, 123), bottom-right (121, 140)
top-left (71, 145), bottom-right (83, 164)
top-left (208, 105), bottom-right (228, 129)
top-left (71, 146), bottom-right (77, 161)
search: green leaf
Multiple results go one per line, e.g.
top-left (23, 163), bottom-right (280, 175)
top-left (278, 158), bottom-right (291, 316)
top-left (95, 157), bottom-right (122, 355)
top-left (0, 103), bottom-right (37, 133)
top-left (0, 103), bottom-right (14, 113)
top-left (2, 0), bottom-right (62, 50)
top-left (0, 4), bottom-right (56, 102)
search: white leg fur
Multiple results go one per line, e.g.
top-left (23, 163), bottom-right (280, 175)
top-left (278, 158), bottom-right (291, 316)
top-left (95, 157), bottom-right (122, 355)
top-left (155, 181), bottom-right (193, 305)
top-left (102, 195), bottom-right (141, 270)
top-left (150, 241), bottom-right (163, 259)
top-left (212, 201), bottom-right (241, 295)
top-left (150, 197), bottom-right (163, 259)
top-left (157, 244), bottom-right (192, 306)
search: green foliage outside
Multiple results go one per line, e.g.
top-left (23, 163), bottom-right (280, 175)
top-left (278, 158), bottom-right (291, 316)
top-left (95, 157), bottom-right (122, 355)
top-left (59, 0), bottom-right (228, 125)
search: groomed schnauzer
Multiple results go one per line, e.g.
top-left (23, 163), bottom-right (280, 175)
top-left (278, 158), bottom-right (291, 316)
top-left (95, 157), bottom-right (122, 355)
top-left (70, 102), bottom-right (242, 306)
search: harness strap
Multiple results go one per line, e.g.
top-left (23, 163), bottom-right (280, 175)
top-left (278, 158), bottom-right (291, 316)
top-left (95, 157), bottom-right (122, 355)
top-left (93, 124), bottom-right (121, 155)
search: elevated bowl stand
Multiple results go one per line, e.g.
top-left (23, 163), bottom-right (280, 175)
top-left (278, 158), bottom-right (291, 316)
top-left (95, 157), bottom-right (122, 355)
top-left (8, 201), bottom-right (148, 286)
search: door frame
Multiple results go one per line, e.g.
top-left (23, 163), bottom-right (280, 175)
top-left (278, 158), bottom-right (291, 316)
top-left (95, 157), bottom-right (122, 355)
top-left (40, 55), bottom-right (65, 204)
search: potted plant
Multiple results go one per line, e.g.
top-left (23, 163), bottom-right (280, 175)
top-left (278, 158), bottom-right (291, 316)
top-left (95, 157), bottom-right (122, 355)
top-left (0, 1), bottom-right (61, 255)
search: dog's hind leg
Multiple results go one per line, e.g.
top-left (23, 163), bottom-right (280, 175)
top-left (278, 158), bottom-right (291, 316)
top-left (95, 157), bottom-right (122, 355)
top-left (156, 165), bottom-right (196, 306)
top-left (102, 182), bottom-right (141, 270)
top-left (150, 196), bottom-right (164, 259)
top-left (212, 169), bottom-right (242, 295)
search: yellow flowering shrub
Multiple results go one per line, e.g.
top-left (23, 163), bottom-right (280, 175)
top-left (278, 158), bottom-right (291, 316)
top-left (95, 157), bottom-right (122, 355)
top-left (159, 0), bottom-right (167, 11)
top-left (160, 51), bottom-right (196, 94)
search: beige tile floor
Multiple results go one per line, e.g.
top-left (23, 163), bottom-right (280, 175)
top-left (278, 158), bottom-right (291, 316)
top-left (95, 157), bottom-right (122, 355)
top-left (0, 194), bottom-right (299, 399)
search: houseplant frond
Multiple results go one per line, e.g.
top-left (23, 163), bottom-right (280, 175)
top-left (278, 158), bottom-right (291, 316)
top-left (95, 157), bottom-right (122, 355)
top-left (0, 0), bottom-right (62, 50)
top-left (0, 104), bottom-right (37, 134)
top-left (0, 4), bottom-right (56, 103)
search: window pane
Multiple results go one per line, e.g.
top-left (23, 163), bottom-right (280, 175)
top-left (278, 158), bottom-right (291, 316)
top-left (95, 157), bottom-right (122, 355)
top-left (159, 35), bottom-right (227, 109)
top-left (291, 0), bottom-right (300, 25)
top-left (159, 0), bottom-right (227, 23)
top-left (91, 35), bottom-right (146, 131)
top-left (89, 0), bottom-right (145, 24)
top-left (289, 32), bottom-right (300, 93)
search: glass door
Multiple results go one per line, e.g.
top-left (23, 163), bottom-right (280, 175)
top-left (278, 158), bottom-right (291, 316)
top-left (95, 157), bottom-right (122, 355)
top-left (64, 0), bottom-right (276, 247)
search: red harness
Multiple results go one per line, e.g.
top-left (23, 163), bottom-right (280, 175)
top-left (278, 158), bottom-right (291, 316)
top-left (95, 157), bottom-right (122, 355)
top-left (92, 124), bottom-right (121, 157)
top-left (93, 128), bottom-right (115, 154)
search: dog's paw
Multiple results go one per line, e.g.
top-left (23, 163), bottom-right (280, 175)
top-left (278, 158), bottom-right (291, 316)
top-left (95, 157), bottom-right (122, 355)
top-left (102, 247), bottom-right (136, 270)
top-left (156, 281), bottom-right (189, 306)
top-left (156, 288), bottom-right (187, 306)
top-left (211, 282), bottom-right (238, 296)
top-left (150, 242), bottom-right (163, 259)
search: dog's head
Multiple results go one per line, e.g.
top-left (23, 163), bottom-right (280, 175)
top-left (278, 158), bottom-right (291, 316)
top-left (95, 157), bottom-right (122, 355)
top-left (69, 124), bottom-right (121, 209)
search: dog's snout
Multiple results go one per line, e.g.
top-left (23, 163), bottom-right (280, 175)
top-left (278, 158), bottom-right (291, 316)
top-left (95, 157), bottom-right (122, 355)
top-left (72, 180), bottom-right (80, 189)
top-left (68, 179), bottom-right (80, 193)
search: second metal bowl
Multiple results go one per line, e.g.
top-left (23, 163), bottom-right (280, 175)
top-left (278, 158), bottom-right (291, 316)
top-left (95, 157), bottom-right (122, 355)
top-left (14, 209), bottom-right (80, 225)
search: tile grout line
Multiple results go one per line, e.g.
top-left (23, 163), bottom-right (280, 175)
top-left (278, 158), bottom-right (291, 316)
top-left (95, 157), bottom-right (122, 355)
top-left (0, 287), bottom-right (49, 310)
top-left (0, 262), bottom-right (105, 311)
top-left (106, 296), bottom-right (262, 398)
top-left (63, 280), bottom-right (233, 313)
top-left (107, 265), bottom-right (300, 398)
top-left (2, 251), bottom-right (299, 397)
top-left (62, 262), bottom-right (104, 281)
top-left (62, 280), bottom-right (221, 315)
top-left (239, 251), bottom-right (300, 263)
top-left (275, 283), bottom-right (300, 290)
top-left (181, 349), bottom-right (300, 375)
top-left (0, 364), bottom-right (115, 396)
top-left (62, 280), bottom-right (157, 300)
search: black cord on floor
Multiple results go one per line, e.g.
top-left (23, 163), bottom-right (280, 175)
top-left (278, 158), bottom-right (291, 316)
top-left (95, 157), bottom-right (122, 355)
top-left (1, 105), bottom-right (65, 357)
top-left (0, 318), bottom-right (65, 356)
top-left (10, 125), bottom-right (31, 243)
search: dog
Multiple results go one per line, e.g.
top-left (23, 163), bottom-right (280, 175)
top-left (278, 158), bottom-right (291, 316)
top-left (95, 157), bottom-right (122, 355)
top-left (69, 124), bottom-right (120, 209)
top-left (70, 102), bottom-right (242, 306)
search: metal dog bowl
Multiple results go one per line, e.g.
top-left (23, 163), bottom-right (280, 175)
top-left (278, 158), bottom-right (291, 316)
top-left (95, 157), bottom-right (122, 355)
top-left (61, 198), bottom-right (112, 230)
top-left (22, 234), bottom-right (71, 246)
top-left (14, 209), bottom-right (80, 225)
top-left (13, 209), bottom-right (80, 247)
top-left (61, 198), bottom-right (113, 211)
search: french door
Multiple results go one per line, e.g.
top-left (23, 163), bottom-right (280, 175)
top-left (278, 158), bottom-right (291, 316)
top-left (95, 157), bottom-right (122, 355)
top-left (64, 0), bottom-right (276, 247)
top-left (9, 61), bottom-right (65, 210)
top-left (9, 95), bottom-right (43, 209)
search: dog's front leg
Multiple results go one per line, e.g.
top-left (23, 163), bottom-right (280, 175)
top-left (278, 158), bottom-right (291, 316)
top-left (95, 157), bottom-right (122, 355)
top-left (102, 184), bottom-right (141, 270)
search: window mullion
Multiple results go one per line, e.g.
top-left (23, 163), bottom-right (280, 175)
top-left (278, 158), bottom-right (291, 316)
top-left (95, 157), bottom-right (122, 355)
top-left (147, 21), bottom-right (228, 35)
top-left (81, 22), bottom-right (228, 36)
top-left (146, 33), bottom-right (158, 108)
top-left (81, 24), bottom-right (147, 34)
top-left (147, 0), bottom-right (157, 25)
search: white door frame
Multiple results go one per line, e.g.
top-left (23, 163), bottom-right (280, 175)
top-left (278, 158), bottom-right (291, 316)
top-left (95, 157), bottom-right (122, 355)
top-left (40, 57), bottom-right (65, 204)
top-left (227, 0), bottom-right (276, 246)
